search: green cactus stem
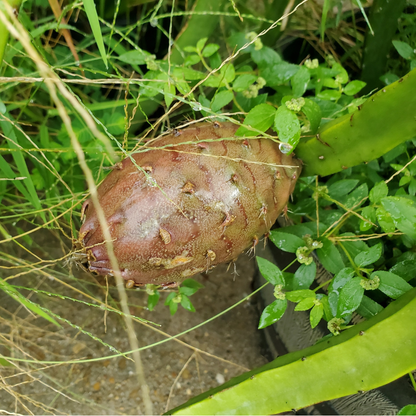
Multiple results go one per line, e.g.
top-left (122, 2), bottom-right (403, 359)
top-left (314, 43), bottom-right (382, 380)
top-left (168, 0), bottom-right (224, 63)
top-left (167, 287), bottom-right (416, 415)
top-left (131, 0), bottom-right (225, 132)
top-left (361, 0), bottom-right (406, 93)
top-left (296, 68), bottom-right (416, 177)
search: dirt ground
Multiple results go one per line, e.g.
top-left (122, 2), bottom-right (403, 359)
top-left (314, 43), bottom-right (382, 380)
top-left (0, 248), bottom-right (268, 415)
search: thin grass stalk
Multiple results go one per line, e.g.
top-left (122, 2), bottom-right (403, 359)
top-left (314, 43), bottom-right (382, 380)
top-left (0, 5), bottom-right (153, 414)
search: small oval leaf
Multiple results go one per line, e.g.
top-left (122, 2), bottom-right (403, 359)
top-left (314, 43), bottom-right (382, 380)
top-left (258, 299), bottom-right (287, 329)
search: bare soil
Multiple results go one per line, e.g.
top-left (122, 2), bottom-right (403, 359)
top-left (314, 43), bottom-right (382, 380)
top-left (0, 250), bottom-right (267, 415)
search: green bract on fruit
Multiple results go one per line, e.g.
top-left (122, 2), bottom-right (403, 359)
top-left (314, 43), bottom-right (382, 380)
top-left (78, 122), bottom-right (301, 286)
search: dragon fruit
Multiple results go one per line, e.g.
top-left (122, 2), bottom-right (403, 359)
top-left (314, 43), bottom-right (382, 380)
top-left (78, 122), bottom-right (301, 287)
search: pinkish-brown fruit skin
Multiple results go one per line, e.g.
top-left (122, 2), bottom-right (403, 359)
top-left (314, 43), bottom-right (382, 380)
top-left (79, 122), bottom-right (301, 286)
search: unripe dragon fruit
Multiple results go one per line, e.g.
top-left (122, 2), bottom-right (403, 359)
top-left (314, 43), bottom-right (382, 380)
top-left (78, 122), bottom-right (301, 287)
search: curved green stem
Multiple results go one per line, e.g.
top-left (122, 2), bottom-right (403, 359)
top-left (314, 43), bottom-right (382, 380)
top-left (297, 68), bottom-right (416, 177)
top-left (167, 287), bottom-right (416, 415)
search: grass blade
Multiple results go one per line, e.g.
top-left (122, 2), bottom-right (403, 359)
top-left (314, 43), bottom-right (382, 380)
top-left (355, 0), bottom-right (374, 35)
top-left (83, 0), bottom-right (108, 67)
top-left (320, 0), bottom-right (331, 40)
top-left (0, 116), bottom-right (46, 222)
top-left (0, 0), bottom-right (22, 68)
top-left (0, 277), bottom-right (61, 327)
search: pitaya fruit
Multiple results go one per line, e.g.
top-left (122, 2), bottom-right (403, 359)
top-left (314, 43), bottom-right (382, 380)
top-left (77, 122), bottom-right (301, 287)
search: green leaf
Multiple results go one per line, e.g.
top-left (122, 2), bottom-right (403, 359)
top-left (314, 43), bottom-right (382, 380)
top-left (371, 271), bottom-right (412, 299)
top-left (381, 196), bottom-right (416, 239)
top-left (196, 37), bottom-right (208, 53)
top-left (165, 292), bottom-right (176, 305)
top-left (376, 206), bottom-right (396, 233)
top-left (256, 257), bottom-right (284, 286)
top-left (169, 301), bottom-right (179, 315)
top-left (118, 49), bottom-right (152, 65)
top-left (258, 299), bottom-right (287, 329)
top-left (399, 176), bottom-right (412, 187)
top-left (211, 90), bottom-right (234, 112)
top-left (316, 239), bottom-right (345, 274)
top-left (83, 0), bottom-right (108, 67)
top-left (176, 79), bottom-right (192, 96)
top-left (310, 303), bottom-right (324, 328)
top-left (328, 292), bottom-right (339, 317)
top-left (332, 63), bottom-right (349, 84)
top-left (317, 89), bottom-right (342, 101)
top-left (320, 295), bottom-right (333, 321)
top-left (251, 46), bottom-right (282, 68)
top-left (260, 63), bottom-right (299, 87)
top-left (398, 405), bottom-right (416, 415)
top-left (164, 83), bottom-right (176, 109)
top-left (0, 278), bottom-right (61, 327)
top-left (380, 72), bottom-right (400, 85)
top-left (343, 80), bottom-right (366, 96)
top-left (184, 54), bottom-right (201, 66)
top-left (179, 287), bottom-right (197, 296)
top-left (269, 231), bottom-right (305, 253)
top-left (180, 279), bottom-right (203, 296)
top-left (323, 77), bottom-right (339, 88)
top-left (233, 74), bottom-right (258, 92)
top-left (181, 295), bottom-right (195, 312)
top-left (0, 358), bottom-right (12, 366)
top-left (360, 218), bottom-right (374, 232)
top-left (182, 279), bottom-right (204, 289)
top-left (105, 112), bottom-right (125, 135)
top-left (342, 183), bottom-right (368, 209)
top-left (392, 40), bottom-right (416, 60)
top-left (389, 260), bottom-right (416, 282)
top-left (286, 289), bottom-right (316, 303)
top-left (220, 63), bottom-right (236, 83)
top-left (294, 297), bottom-right (316, 311)
top-left (183, 46), bottom-right (197, 53)
top-left (278, 223), bottom-right (316, 239)
top-left (329, 267), bottom-right (355, 292)
top-left (291, 66), bottom-right (310, 97)
top-left (354, 243), bottom-right (383, 267)
top-left (409, 178), bottom-right (416, 196)
top-left (339, 236), bottom-right (369, 260)
top-left (369, 181), bottom-right (388, 204)
top-left (236, 103), bottom-right (276, 137)
top-left (147, 291), bottom-right (160, 311)
top-left (361, 206), bottom-right (376, 232)
top-left (356, 295), bottom-right (383, 319)
top-left (274, 106), bottom-right (300, 148)
top-left (301, 99), bottom-right (322, 134)
top-left (337, 277), bottom-right (364, 317)
top-left (293, 262), bottom-right (316, 290)
top-left (202, 43), bottom-right (220, 57)
top-left (328, 179), bottom-right (359, 199)
top-left (210, 52), bottom-right (222, 69)
top-left (178, 68), bottom-right (206, 81)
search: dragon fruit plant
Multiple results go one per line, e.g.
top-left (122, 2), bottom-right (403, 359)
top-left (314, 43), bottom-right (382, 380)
top-left (78, 122), bottom-right (301, 287)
